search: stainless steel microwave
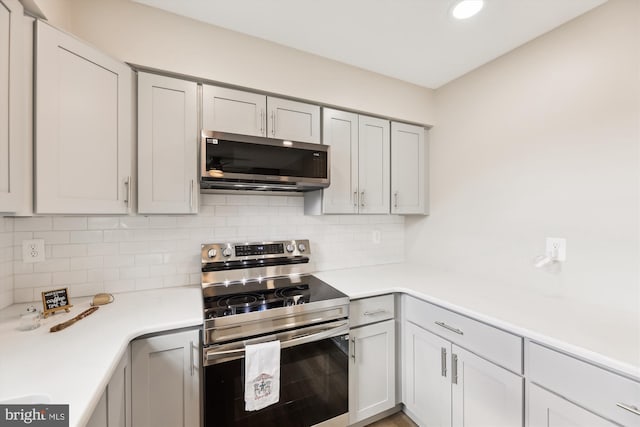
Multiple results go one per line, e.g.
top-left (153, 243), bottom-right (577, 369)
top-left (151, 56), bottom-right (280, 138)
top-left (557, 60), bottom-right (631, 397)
top-left (200, 131), bottom-right (330, 192)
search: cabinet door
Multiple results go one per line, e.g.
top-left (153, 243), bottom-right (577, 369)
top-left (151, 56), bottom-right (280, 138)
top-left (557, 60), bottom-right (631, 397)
top-left (131, 329), bottom-right (200, 427)
top-left (138, 73), bottom-right (198, 214)
top-left (35, 21), bottom-right (132, 214)
top-left (0, 0), bottom-right (24, 212)
top-left (358, 115), bottom-right (390, 214)
top-left (349, 319), bottom-right (396, 423)
top-left (391, 122), bottom-right (427, 215)
top-left (321, 108), bottom-right (358, 214)
top-left (529, 384), bottom-right (616, 427)
top-left (267, 96), bottom-right (320, 144)
top-left (86, 348), bottom-right (130, 427)
top-left (202, 85), bottom-right (266, 136)
top-left (403, 322), bottom-right (451, 427)
top-left (451, 345), bottom-right (523, 427)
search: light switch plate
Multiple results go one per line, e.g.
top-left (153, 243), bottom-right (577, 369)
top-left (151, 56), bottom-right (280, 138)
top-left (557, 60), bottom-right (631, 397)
top-left (22, 239), bottom-right (45, 263)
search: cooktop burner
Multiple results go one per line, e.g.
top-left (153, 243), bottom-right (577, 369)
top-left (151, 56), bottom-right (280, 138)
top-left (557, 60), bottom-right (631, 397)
top-left (206, 283), bottom-right (312, 318)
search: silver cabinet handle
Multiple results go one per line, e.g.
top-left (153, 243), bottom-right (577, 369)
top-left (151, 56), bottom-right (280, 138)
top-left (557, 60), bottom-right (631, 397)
top-left (435, 321), bottom-right (464, 335)
top-left (441, 347), bottom-right (447, 377)
top-left (351, 337), bottom-right (356, 361)
top-left (189, 340), bottom-right (195, 377)
top-left (394, 191), bottom-right (399, 208)
top-left (363, 309), bottom-right (387, 316)
top-left (452, 353), bottom-right (458, 384)
top-left (258, 109), bottom-right (264, 135)
top-left (353, 190), bottom-right (358, 209)
top-left (124, 176), bottom-right (131, 207)
top-left (271, 111), bottom-right (276, 136)
top-left (617, 403), bottom-right (640, 416)
top-left (190, 180), bottom-right (195, 210)
top-left (360, 191), bottom-right (365, 207)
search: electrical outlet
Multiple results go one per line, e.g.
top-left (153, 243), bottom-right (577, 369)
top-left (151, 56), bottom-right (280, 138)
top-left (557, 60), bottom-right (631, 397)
top-left (546, 237), bottom-right (566, 261)
top-left (371, 230), bottom-right (381, 244)
top-left (22, 239), bottom-right (45, 263)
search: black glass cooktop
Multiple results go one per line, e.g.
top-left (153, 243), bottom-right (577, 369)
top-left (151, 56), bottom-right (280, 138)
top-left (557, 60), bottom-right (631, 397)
top-left (203, 275), bottom-right (345, 319)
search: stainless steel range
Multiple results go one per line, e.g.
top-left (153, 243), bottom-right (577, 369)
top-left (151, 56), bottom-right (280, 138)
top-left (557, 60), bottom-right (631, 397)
top-left (200, 239), bottom-right (350, 427)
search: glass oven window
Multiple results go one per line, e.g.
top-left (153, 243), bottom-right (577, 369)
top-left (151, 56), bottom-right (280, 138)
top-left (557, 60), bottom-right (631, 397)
top-left (204, 335), bottom-right (348, 426)
top-left (205, 139), bottom-right (328, 179)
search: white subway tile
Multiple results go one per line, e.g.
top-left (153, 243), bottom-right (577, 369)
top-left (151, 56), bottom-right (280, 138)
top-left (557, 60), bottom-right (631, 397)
top-left (148, 216), bottom-right (178, 228)
top-left (13, 288), bottom-right (35, 303)
top-left (13, 231), bottom-right (34, 244)
top-left (104, 230), bottom-right (135, 242)
top-left (214, 206), bottom-right (240, 216)
top-left (14, 272), bottom-right (52, 288)
top-left (119, 217), bottom-right (149, 229)
top-left (87, 242), bottom-right (119, 256)
top-left (135, 277), bottom-right (159, 291)
top-left (119, 266), bottom-right (149, 280)
top-left (53, 217), bottom-right (88, 230)
top-left (15, 217), bottom-right (53, 232)
top-left (103, 255), bottom-right (135, 268)
top-left (119, 241), bottom-right (149, 254)
top-left (70, 256), bottom-right (104, 270)
top-left (52, 270), bottom-right (87, 285)
top-left (87, 217), bottom-right (120, 230)
top-left (33, 231), bottom-right (71, 244)
top-left (52, 244), bottom-right (88, 258)
top-left (70, 230), bottom-right (104, 243)
top-left (200, 194), bottom-right (226, 206)
top-left (34, 258), bottom-right (71, 273)
top-left (13, 261), bottom-right (34, 275)
top-left (134, 253), bottom-right (163, 266)
top-left (104, 279), bottom-right (135, 294)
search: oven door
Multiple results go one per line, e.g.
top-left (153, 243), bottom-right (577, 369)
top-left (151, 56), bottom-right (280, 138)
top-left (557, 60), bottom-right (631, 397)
top-left (203, 320), bottom-right (349, 427)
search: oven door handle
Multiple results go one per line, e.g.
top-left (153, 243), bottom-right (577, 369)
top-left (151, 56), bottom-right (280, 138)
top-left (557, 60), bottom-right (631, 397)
top-left (204, 320), bottom-right (349, 364)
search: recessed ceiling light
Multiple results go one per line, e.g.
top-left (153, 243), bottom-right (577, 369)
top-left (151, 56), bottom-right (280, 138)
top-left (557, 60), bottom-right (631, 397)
top-left (452, 0), bottom-right (484, 20)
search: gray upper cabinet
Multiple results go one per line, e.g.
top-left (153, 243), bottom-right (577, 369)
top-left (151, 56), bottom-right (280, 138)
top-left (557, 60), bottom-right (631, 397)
top-left (202, 85), bottom-right (266, 137)
top-left (0, 0), bottom-right (24, 213)
top-left (267, 96), bottom-right (320, 144)
top-left (35, 21), bottom-right (133, 214)
top-left (306, 108), bottom-right (389, 214)
top-left (202, 85), bottom-right (320, 143)
top-left (391, 122), bottom-right (428, 215)
top-left (137, 72), bottom-right (198, 214)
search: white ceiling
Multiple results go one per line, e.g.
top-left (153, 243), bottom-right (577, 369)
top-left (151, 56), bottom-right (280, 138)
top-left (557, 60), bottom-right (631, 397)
top-left (132, 0), bottom-right (606, 89)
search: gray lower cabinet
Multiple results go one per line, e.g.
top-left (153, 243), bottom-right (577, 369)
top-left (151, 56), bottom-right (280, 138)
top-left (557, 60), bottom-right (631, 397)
top-left (86, 348), bottom-right (131, 427)
top-left (131, 329), bottom-right (200, 427)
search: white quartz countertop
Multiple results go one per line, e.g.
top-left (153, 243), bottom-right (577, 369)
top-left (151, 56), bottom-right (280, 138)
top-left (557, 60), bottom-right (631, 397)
top-left (315, 263), bottom-right (640, 381)
top-left (1, 263), bottom-right (638, 426)
top-left (0, 286), bottom-right (202, 427)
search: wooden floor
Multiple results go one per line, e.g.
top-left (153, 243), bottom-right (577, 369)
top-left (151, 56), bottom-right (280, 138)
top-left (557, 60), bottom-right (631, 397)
top-left (366, 412), bottom-right (417, 427)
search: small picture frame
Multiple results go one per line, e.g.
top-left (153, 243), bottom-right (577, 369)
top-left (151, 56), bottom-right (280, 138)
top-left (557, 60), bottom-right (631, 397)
top-left (41, 288), bottom-right (73, 318)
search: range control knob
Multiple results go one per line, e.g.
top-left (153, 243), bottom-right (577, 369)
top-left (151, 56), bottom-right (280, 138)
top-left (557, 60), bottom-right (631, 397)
top-left (286, 244), bottom-right (295, 253)
top-left (297, 243), bottom-right (307, 253)
top-left (207, 248), bottom-right (217, 258)
top-left (222, 247), bottom-right (233, 257)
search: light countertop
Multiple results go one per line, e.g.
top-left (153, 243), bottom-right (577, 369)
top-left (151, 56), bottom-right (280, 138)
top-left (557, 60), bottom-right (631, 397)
top-left (1, 263), bottom-right (638, 426)
top-left (0, 286), bottom-right (202, 427)
top-left (316, 263), bottom-right (640, 381)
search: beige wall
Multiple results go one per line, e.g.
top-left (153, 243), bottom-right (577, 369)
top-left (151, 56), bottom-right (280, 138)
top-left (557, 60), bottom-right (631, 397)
top-left (57, 0), bottom-right (434, 125)
top-left (407, 0), bottom-right (639, 312)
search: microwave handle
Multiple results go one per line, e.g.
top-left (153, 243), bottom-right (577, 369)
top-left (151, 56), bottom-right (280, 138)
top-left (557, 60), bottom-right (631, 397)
top-left (205, 321), bottom-right (348, 364)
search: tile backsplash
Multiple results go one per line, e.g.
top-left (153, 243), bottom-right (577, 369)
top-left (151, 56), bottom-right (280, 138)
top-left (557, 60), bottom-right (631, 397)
top-left (0, 217), bottom-right (14, 309)
top-left (10, 194), bottom-right (404, 304)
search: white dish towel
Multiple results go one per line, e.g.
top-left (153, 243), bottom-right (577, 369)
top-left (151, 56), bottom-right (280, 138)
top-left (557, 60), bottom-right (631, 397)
top-left (244, 340), bottom-right (281, 411)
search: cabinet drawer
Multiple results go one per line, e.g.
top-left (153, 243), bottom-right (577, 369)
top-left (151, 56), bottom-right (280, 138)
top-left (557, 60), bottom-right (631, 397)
top-left (529, 342), bottom-right (640, 426)
top-left (350, 294), bottom-right (394, 327)
top-left (404, 296), bottom-right (522, 373)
